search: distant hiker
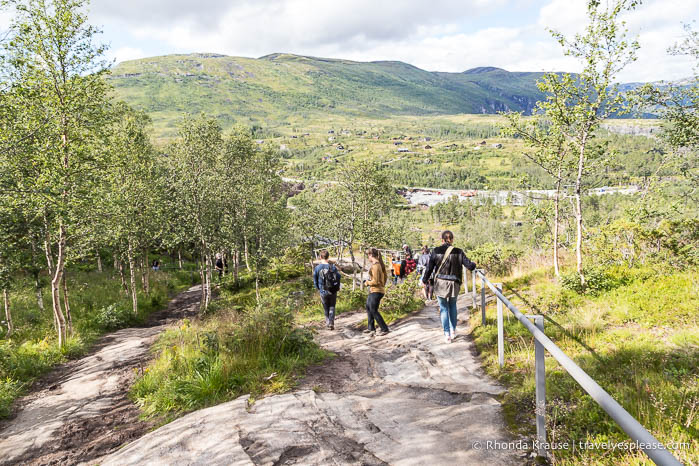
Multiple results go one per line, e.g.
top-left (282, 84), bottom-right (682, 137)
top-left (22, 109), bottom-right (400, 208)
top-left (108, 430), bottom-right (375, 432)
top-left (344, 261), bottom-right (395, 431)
top-left (151, 259), bottom-right (160, 271)
top-left (422, 231), bottom-right (477, 343)
top-left (405, 254), bottom-right (417, 275)
top-left (391, 254), bottom-right (401, 285)
top-left (215, 253), bottom-right (224, 280)
top-left (417, 246), bottom-right (430, 277)
top-left (363, 247), bottom-right (390, 336)
top-left (402, 244), bottom-right (413, 260)
top-left (313, 250), bottom-right (341, 330)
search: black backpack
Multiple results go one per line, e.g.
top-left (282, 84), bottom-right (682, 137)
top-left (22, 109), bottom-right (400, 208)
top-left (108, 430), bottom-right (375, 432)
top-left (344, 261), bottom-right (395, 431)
top-left (320, 265), bottom-right (341, 293)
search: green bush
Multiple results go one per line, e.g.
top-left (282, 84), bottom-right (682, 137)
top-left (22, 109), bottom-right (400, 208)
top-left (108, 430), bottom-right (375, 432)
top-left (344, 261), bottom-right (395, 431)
top-left (470, 242), bottom-right (523, 277)
top-left (94, 304), bottom-right (134, 331)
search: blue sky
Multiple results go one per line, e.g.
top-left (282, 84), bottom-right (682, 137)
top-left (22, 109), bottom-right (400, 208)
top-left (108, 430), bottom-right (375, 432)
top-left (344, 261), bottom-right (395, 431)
top-left (3, 0), bottom-right (698, 81)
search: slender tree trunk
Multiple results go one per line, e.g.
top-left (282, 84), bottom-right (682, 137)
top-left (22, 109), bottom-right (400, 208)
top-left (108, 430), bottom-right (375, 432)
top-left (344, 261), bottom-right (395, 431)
top-left (141, 249), bottom-right (150, 295)
top-left (178, 248), bottom-right (183, 269)
top-left (198, 255), bottom-right (206, 310)
top-left (243, 235), bottom-right (251, 271)
top-left (575, 136), bottom-right (586, 286)
top-left (127, 240), bottom-right (138, 314)
top-left (205, 254), bottom-right (212, 309)
top-left (49, 224), bottom-right (67, 347)
top-left (349, 244), bottom-right (357, 291)
top-left (43, 225), bottom-right (58, 332)
top-left (97, 253), bottom-right (102, 273)
top-left (361, 247), bottom-right (367, 290)
top-left (255, 267), bottom-right (261, 302)
top-left (3, 288), bottom-right (12, 337)
top-left (62, 272), bottom-right (73, 336)
top-left (553, 171), bottom-right (562, 277)
top-left (233, 249), bottom-right (240, 285)
top-left (117, 259), bottom-right (128, 294)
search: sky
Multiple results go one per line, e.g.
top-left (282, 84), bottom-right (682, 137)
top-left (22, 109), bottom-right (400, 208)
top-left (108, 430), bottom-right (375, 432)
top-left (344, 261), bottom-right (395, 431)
top-left (2, 0), bottom-right (698, 82)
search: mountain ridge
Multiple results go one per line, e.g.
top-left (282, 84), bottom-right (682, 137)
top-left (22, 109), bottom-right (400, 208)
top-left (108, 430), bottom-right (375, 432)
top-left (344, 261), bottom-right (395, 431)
top-left (107, 52), bottom-right (652, 139)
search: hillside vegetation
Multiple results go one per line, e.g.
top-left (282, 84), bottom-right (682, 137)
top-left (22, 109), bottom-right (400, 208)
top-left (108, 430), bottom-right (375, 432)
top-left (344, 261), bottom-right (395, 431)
top-left (110, 53), bottom-right (547, 139)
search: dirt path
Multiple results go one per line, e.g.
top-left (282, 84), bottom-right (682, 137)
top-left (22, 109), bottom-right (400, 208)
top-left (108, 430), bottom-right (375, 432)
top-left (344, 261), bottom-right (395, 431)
top-left (98, 293), bottom-right (530, 465)
top-left (0, 285), bottom-right (202, 466)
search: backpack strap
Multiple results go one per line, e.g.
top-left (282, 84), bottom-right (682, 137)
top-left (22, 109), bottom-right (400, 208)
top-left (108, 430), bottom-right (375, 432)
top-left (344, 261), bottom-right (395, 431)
top-left (434, 246), bottom-right (454, 278)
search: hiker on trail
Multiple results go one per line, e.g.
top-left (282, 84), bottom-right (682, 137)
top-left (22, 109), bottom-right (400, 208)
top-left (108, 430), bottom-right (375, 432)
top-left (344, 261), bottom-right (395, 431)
top-left (417, 246), bottom-right (430, 277)
top-left (391, 254), bottom-right (401, 285)
top-left (215, 253), bottom-right (224, 281)
top-left (362, 247), bottom-right (390, 336)
top-left (402, 244), bottom-right (413, 260)
top-left (313, 250), bottom-right (341, 330)
top-left (151, 259), bottom-right (160, 271)
top-left (405, 254), bottom-right (417, 275)
top-left (422, 231), bottom-right (477, 343)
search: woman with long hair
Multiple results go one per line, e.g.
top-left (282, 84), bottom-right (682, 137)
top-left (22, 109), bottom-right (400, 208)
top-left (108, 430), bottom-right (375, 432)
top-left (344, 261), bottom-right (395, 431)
top-left (363, 247), bottom-right (390, 336)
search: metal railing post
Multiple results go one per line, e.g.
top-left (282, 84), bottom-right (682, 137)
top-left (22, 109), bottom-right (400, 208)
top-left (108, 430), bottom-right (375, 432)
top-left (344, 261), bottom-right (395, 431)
top-left (471, 269), bottom-right (477, 309)
top-left (496, 283), bottom-right (504, 368)
top-left (527, 314), bottom-right (547, 458)
top-left (480, 271), bottom-right (486, 325)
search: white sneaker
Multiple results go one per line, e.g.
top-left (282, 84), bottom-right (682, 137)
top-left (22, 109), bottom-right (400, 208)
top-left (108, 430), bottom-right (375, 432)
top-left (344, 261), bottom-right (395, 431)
top-left (444, 334), bottom-right (452, 343)
top-left (450, 329), bottom-right (456, 340)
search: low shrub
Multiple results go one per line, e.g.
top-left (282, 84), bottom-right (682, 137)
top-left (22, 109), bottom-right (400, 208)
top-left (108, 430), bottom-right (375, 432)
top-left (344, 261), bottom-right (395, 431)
top-left (470, 242), bottom-right (524, 277)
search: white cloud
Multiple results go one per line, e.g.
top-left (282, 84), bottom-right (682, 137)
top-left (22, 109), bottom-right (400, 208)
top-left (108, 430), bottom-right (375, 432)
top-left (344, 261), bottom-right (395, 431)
top-left (4, 0), bottom-right (698, 81)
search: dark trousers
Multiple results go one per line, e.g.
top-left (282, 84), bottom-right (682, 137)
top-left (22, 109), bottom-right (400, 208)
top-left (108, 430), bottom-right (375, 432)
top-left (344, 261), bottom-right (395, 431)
top-left (321, 292), bottom-right (337, 326)
top-left (366, 292), bottom-right (388, 332)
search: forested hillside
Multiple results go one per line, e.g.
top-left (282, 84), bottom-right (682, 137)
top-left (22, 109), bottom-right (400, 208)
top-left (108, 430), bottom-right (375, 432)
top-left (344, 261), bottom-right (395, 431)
top-left (110, 53), bottom-right (547, 138)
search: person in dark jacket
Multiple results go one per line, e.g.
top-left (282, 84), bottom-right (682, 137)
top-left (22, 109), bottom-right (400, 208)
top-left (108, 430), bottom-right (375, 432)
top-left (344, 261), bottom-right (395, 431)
top-left (422, 231), bottom-right (477, 343)
top-left (313, 250), bottom-right (338, 330)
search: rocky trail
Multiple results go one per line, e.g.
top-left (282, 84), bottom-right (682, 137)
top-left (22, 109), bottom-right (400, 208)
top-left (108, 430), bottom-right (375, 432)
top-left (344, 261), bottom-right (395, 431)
top-left (0, 285), bottom-right (202, 466)
top-left (98, 293), bottom-right (528, 466)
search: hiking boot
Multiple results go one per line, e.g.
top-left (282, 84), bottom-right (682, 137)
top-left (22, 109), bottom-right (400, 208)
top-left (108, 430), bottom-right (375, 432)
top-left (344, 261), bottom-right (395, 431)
top-left (329, 324), bottom-right (335, 330)
top-left (377, 329), bottom-right (389, 336)
top-left (362, 329), bottom-right (374, 334)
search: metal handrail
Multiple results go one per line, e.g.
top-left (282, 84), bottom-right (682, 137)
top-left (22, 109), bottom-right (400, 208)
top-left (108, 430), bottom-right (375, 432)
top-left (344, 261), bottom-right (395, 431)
top-left (472, 270), bottom-right (682, 465)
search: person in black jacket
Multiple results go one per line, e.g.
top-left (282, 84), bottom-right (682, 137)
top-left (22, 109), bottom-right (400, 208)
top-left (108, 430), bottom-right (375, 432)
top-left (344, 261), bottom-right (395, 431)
top-left (422, 230), bottom-right (477, 343)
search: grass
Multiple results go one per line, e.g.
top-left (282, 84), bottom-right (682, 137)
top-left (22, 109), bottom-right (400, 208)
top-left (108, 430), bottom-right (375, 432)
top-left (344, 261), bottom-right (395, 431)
top-left (0, 264), bottom-right (197, 418)
top-left (130, 263), bottom-right (331, 421)
top-left (130, 258), bottom-right (426, 422)
top-left (468, 263), bottom-right (698, 465)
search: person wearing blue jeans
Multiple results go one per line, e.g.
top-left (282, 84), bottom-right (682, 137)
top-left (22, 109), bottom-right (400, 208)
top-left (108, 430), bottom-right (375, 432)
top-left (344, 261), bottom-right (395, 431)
top-left (421, 230), bottom-right (477, 343)
top-left (437, 295), bottom-right (459, 339)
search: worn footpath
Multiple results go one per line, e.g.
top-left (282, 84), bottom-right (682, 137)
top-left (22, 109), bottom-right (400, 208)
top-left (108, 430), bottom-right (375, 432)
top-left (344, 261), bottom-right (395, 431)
top-left (0, 285), bottom-right (202, 466)
top-left (99, 293), bottom-right (527, 465)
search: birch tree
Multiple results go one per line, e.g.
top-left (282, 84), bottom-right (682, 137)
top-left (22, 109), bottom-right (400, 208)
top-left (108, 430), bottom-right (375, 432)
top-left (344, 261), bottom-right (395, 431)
top-left (537, 0), bottom-right (640, 285)
top-left (502, 113), bottom-right (574, 276)
top-left (2, 0), bottom-right (110, 345)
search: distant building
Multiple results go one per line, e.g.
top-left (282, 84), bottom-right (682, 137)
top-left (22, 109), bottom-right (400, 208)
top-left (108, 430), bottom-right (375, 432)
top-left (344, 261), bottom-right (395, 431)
top-left (328, 130), bottom-right (335, 134)
top-left (255, 139), bottom-right (264, 144)
top-left (397, 147), bottom-right (410, 153)
top-left (394, 141), bottom-right (402, 145)
top-left (328, 136), bottom-right (335, 142)
top-left (424, 145), bottom-right (432, 149)
top-left (479, 140), bottom-right (487, 145)
top-left (492, 143), bottom-right (503, 149)
top-left (279, 144), bottom-right (288, 151)
top-left (337, 145), bottom-right (345, 150)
